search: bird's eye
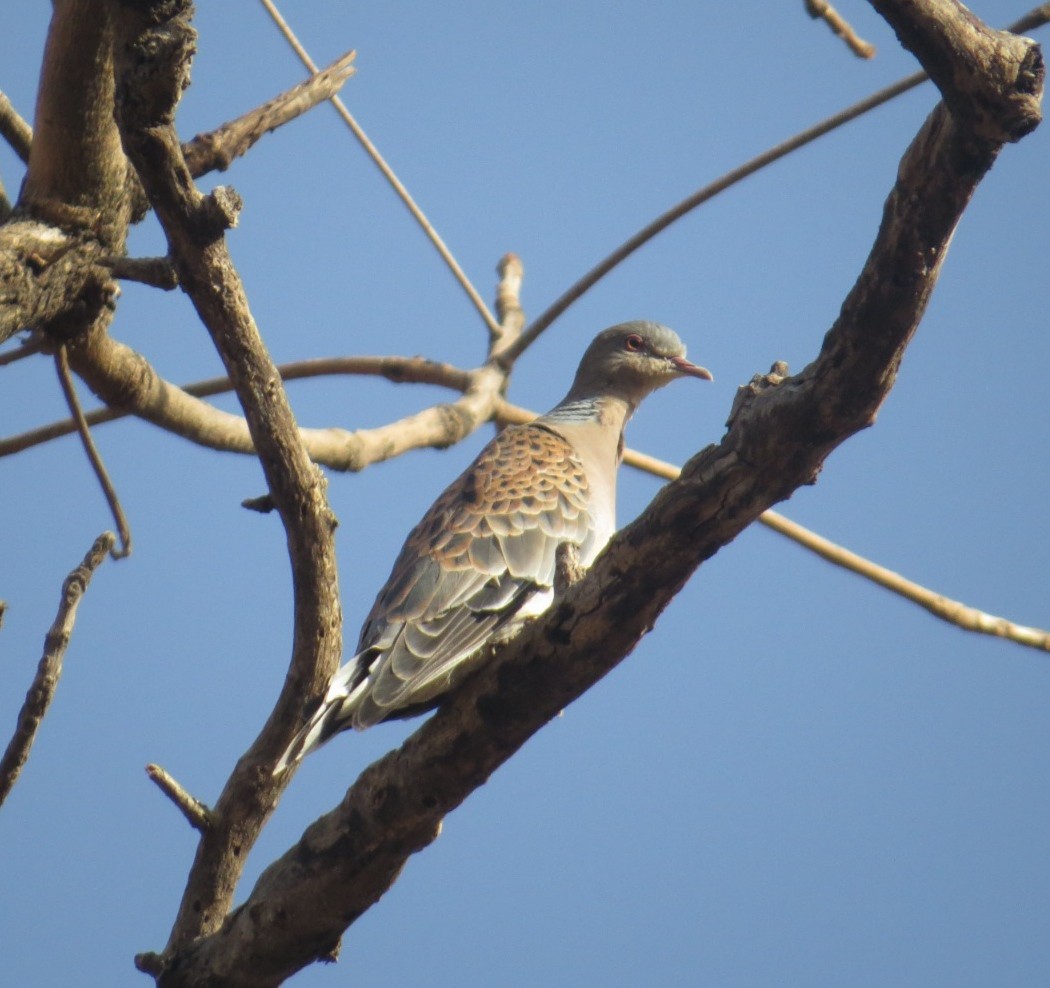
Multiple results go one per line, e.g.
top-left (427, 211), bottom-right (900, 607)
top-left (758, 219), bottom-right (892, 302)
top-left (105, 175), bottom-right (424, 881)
top-left (624, 334), bottom-right (644, 352)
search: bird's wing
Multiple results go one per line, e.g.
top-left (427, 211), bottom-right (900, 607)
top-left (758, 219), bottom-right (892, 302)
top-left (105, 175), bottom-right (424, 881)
top-left (349, 421), bottom-right (596, 727)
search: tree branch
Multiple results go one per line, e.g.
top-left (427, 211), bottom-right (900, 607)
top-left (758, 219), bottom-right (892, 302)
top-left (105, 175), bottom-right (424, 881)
top-left (112, 0), bottom-right (342, 950)
top-left (0, 89), bottom-right (33, 163)
top-left (181, 49), bottom-right (356, 177)
top-left (149, 2), bottom-right (1044, 984)
top-left (0, 532), bottom-right (115, 810)
top-left (0, 0), bottom-right (130, 348)
top-left (55, 344), bottom-right (131, 557)
top-left (146, 764), bottom-right (213, 833)
top-left (0, 352), bottom-right (474, 457)
top-left (805, 0), bottom-right (877, 58)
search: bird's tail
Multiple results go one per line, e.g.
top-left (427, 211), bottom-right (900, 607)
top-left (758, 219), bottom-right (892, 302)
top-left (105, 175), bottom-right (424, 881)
top-left (273, 657), bottom-right (370, 774)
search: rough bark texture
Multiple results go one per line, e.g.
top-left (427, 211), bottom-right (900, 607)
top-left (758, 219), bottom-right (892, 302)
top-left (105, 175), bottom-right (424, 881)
top-left (109, 0), bottom-right (343, 957)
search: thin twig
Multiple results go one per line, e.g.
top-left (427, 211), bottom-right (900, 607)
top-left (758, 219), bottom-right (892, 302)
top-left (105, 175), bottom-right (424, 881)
top-left (805, 0), bottom-right (877, 58)
top-left (496, 401), bottom-right (1050, 652)
top-left (145, 763), bottom-right (213, 831)
top-left (0, 532), bottom-right (115, 811)
top-left (499, 4), bottom-right (1050, 366)
top-left (257, 0), bottom-right (503, 339)
top-left (491, 252), bottom-right (525, 360)
top-left (0, 337), bottom-right (43, 367)
top-left (0, 90), bottom-right (33, 162)
top-left (54, 346), bottom-right (131, 558)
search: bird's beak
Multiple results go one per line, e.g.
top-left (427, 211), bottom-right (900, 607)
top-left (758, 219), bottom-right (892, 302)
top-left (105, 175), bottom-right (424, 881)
top-left (670, 355), bottom-right (714, 382)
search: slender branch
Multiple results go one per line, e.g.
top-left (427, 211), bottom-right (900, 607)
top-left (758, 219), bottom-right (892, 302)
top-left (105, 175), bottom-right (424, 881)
top-left (499, 4), bottom-right (1050, 366)
top-left (0, 352), bottom-right (473, 459)
top-left (491, 252), bottom-right (525, 360)
top-left (181, 49), bottom-right (357, 177)
top-left (55, 345), bottom-right (131, 558)
top-left (0, 89), bottom-right (33, 163)
top-left (146, 764), bottom-right (213, 832)
top-left (759, 511), bottom-right (1050, 650)
top-left (0, 337), bottom-right (43, 367)
top-left (0, 532), bottom-right (115, 811)
top-left (257, 0), bottom-right (503, 339)
top-left (805, 0), bottom-right (877, 58)
top-left (102, 255), bottom-right (178, 290)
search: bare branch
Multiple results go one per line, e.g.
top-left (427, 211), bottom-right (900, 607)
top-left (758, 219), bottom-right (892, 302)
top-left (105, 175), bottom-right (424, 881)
top-left (112, 0), bottom-right (343, 949)
top-left (491, 252), bottom-right (525, 360)
top-left (499, 4), bottom-right (1050, 366)
top-left (0, 351), bottom-right (474, 460)
top-left (181, 50), bottom-right (357, 177)
top-left (0, 337), bottom-right (43, 367)
top-left (0, 89), bottom-right (33, 162)
top-left (55, 345), bottom-right (131, 558)
top-left (146, 764), bottom-right (213, 832)
top-left (805, 0), bottom-right (877, 58)
top-left (0, 0), bottom-right (131, 348)
top-left (0, 532), bottom-right (115, 811)
top-left (257, 0), bottom-right (503, 339)
top-left (102, 254), bottom-right (178, 290)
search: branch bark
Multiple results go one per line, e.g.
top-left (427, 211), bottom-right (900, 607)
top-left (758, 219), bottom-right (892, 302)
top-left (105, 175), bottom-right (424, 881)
top-left (147, 2), bottom-right (1043, 985)
top-left (110, 0), bottom-right (342, 952)
top-left (0, 533), bottom-right (115, 810)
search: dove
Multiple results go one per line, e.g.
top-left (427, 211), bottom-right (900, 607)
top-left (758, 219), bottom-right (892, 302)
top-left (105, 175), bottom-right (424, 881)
top-left (275, 321), bottom-right (711, 771)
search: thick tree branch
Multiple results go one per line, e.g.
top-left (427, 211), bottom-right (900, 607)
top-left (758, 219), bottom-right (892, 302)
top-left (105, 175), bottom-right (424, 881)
top-left (0, 0), bottom-right (129, 348)
top-left (149, 3), bottom-right (1043, 985)
top-left (111, 0), bottom-right (342, 952)
top-left (0, 532), bottom-right (115, 810)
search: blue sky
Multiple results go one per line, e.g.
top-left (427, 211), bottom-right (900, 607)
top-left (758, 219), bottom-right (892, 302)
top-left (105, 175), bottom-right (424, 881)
top-left (1, 2), bottom-right (1049, 986)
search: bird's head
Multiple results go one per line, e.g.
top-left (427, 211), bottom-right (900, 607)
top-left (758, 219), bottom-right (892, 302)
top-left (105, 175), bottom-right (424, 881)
top-left (566, 321), bottom-right (713, 408)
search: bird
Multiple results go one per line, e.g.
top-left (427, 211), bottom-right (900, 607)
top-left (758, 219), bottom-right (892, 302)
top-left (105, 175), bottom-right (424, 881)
top-left (274, 321), bottom-right (712, 772)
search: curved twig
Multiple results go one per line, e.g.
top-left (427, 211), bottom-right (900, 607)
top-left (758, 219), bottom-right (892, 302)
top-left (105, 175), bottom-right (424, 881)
top-left (499, 4), bottom-right (1050, 366)
top-left (805, 0), bottom-right (877, 58)
top-left (257, 0), bottom-right (502, 339)
top-left (54, 345), bottom-right (131, 558)
top-left (0, 532), bottom-right (115, 811)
